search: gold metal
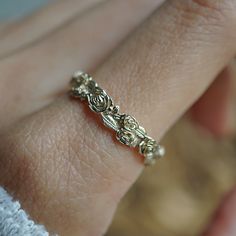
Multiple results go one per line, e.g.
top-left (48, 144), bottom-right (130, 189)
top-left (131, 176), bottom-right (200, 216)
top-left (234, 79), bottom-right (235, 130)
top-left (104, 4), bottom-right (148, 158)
top-left (70, 71), bottom-right (165, 165)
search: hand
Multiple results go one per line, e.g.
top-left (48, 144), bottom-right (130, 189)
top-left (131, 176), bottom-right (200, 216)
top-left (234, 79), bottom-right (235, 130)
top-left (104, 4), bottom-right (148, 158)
top-left (0, 1), bottom-right (235, 235)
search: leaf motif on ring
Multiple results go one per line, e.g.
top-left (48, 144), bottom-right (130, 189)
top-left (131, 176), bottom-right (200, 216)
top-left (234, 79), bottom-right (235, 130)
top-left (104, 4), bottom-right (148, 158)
top-left (88, 87), bottom-right (113, 113)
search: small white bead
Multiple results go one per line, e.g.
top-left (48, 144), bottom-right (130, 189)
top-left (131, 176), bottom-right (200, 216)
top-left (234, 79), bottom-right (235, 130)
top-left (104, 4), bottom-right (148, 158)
top-left (156, 145), bottom-right (165, 157)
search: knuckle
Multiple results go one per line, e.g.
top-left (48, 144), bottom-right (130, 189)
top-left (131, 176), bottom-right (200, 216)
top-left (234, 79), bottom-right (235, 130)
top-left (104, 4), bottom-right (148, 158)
top-left (190, 0), bottom-right (235, 13)
top-left (171, 0), bottom-right (236, 26)
top-left (167, 0), bottom-right (236, 46)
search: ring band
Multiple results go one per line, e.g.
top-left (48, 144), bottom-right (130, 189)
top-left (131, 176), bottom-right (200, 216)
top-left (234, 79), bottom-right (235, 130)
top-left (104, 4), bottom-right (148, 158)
top-left (70, 71), bottom-right (165, 165)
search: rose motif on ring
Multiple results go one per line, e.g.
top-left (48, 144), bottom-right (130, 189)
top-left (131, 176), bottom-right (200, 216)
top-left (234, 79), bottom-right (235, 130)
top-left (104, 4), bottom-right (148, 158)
top-left (139, 137), bottom-right (165, 165)
top-left (70, 72), bottom-right (96, 99)
top-left (122, 115), bottom-right (139, 131)
top-left (88, 87), bottom-right (112, 113)
top-left (139, 137), bottom-right (159, 158)
top-left (116, 128), bottom-right (139, 147)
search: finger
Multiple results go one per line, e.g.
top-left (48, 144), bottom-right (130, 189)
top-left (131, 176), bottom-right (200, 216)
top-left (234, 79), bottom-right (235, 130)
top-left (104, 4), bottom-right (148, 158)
top-left (203, 187), bottom-right (236, 236)
top-left (0, 0), bottom-right (164, 128)
top-left (190, 67), bottom-right (233, 137)
top-left (0, 0), bottom-right (105, 59)
top-left (1, 0), bottom-right (236, 235)
top-left (95, 0), bottom-right (236, 137)
top-left (190, 62), bottom-right (236, 137)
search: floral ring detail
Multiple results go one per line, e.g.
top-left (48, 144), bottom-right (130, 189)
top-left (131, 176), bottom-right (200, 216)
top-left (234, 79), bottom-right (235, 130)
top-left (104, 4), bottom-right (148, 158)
top-left (70, 71), bottom-right (165, 165)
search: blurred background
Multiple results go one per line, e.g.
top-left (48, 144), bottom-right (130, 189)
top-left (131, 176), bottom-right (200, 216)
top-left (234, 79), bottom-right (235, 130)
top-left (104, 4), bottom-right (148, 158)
top-left (0, 0), bottom-right (49, 20)
top-left (1, 1), bottom-right (236, 235)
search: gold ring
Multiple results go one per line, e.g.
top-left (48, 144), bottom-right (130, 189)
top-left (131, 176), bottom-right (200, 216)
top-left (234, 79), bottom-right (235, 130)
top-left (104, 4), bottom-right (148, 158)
top-left (70, 71), bottom-right (165, 165)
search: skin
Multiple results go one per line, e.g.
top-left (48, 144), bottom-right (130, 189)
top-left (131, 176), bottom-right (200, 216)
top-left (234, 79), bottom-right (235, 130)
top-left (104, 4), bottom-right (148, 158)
top-left (191, 67), bottom-right (236, 137)
top-left (0, 0), bottom-right (235, 235)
